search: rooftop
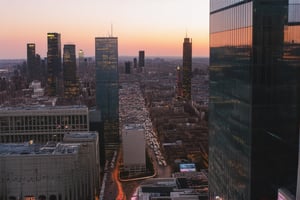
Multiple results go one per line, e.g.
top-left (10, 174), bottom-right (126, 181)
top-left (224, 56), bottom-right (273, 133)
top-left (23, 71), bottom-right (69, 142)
top-left (0, 142), bottom-right (80, 156)
top-left (124, 123), bottom-right (145, 131)
top-left (0, 105), bottom-right (87, 112)
top-left (63, 131), bottom-right (98, 142)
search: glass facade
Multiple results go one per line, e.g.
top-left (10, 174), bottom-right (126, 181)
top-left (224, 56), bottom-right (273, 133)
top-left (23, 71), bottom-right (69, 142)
top-left (47, 32), bottom-right (61, 96)
top-left (209, 0), bottom-right (300, 199)
top-left (95, 37), bottom-right (119, 150)
top-left (63, 44), bottom-right (79, 98)
top-left (27, 43), bottom-right (36, 81)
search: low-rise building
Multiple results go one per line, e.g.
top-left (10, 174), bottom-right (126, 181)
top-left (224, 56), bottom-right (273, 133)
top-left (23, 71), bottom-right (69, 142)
top-left (122, 124), bottom-right (146, 173)
top-left (0, 105), bottom-right (89, 143)
top-left (0, 131), bottom-right (100, 200)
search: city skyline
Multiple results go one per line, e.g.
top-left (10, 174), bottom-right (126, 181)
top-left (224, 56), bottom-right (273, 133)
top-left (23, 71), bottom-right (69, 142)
top-left (0, 0), bottom-right (209, 59)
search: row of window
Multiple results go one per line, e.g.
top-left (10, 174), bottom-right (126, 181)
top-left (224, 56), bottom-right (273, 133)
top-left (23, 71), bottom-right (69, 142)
top-left (211, 27), bottom-right (252, 47)
top-left (210, 2), bottom-right (253, 33)
top-left (210, 0), bottom-right (246, 13)
top-left (0, 115), bottom-right (88, 127)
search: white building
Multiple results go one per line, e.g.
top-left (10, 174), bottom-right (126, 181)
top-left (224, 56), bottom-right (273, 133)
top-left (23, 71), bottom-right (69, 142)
top-left (122, 124), bottom-right (146, 173)
top-left (0, 132), bottom-right (100, 200)
top-left (0, 105), bottom-right (89, 143)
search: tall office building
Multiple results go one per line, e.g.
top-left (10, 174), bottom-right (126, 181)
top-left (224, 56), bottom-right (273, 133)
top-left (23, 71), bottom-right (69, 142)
top-left (78, 49), bottom-right (86, 78)
top-left (209, 0), bottom-right (300, 199)
top-left (47, 32), bottom-right (62, 96)
top-left (27, 43), bottom-right (36, 81)
top-left (182, 37), bottom-right (192, 100)
top-left (125, 61), bottom-right (131, 74)
top-left (133, 58), bottom-right (137, 68)
top-left (63, 44), bottom-right (79, 98)
top-left (95, 37), bottom-right (119, 153)
top-left (138, 50), bottom-right (145, 68)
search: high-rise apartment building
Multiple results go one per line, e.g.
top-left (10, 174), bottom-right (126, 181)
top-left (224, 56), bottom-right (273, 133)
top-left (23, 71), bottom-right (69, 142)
top-left (47, 32), bottom-right (62, 96)
top-left (209, 0), bottom-right (300, 199)
top-left (63, 44), bottom-right (79, 98)
top-left (95, 37), bottom-right (119, 153)
top-left (182, 37), bottom-right (192, 100)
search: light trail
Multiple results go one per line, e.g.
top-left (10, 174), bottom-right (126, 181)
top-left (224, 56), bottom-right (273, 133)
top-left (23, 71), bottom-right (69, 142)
top-left (113, 149), bottom-right (126, 200)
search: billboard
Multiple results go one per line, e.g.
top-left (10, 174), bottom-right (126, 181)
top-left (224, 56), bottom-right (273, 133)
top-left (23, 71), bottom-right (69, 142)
top-left (179, 163), bottom-right (196, 172)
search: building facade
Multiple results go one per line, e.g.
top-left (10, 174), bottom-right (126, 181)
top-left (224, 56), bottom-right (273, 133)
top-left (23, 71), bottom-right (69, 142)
top-left (27, 43), bottom-right (36, 81)
top-left (182, 38), bottom-right (192, 100)
top-left (0, 132), bottom-right (100, 200)
top-left (47, 32), bottom-right (62, 97)
top-left (122, 124), bottom-right (146, 173)
top-left (95, 37), bottom-right (119, 153)
top-left (63, 44), bottom-right (79, 98)
top-left (0, 105), bottom-right (89, 143)
top-left (209, 0), bottom-right (300, 199)
top-left (138, 50), bottom-right (145, 68)
top-left (78, 49), bottom-right (86, 78)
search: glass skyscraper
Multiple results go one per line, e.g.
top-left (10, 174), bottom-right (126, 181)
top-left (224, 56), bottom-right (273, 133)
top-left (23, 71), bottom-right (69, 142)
top-left (209, 0), bottom-right (300, 199)
top-left (47, 32), bottom-right (62, 96)
top-left (27, 43), bottom-right (36, 81)
top-left (63, 44), bottom-right (79, 98)
top-left (95, 37), bottom-right (119, 152)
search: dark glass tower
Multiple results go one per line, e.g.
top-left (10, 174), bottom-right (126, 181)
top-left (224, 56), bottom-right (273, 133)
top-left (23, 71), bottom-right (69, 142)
top-left (209, 0), bottom-right (300, 199)
top-left (138, 50), bottom-right (145, 67)
top-left (182, 37), bottom-right (192, 100)
top-left (95, 37), bottom-right (119, 153)
top-left (47, 32), bottom-right (61, 96)
top-left (63, 44), bottom-right (78, 98)
top-left (27, 43), bottom-right (36, 81)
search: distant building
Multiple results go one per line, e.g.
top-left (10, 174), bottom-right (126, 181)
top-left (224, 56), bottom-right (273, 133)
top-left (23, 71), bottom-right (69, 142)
top-left (47, 32), bottom-right (62, 96)
top-left (133, 57), bottom-right (137, 68)
top-left (182, 38), bottom-right (192, 100)
top-left (95, 37), bottom-right (119, 153)
top-left (27, 43), bottom-right (36, 81)
top-left (125, 61), bottom-right (131, 74)
top-left (78, 49), bottom-right (86, 78)
top-left (138, 50), bottom-right (145, 68)
top-left (63, 44), bottom-right (79, 98)
top-left (176, 66), bottom-right (183, 97)
top-left (29, 80), bottom-right (44, 98)
top-left (0, 132), bottom-right (100, 200)
top-left (122, 124), bottom-right (146, 173)
top-left (0, 105), bottom-right (89, 143)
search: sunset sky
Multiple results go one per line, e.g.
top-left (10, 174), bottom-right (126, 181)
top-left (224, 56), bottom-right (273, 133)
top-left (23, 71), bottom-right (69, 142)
top-left (0, 0), bottom-right (209, 59)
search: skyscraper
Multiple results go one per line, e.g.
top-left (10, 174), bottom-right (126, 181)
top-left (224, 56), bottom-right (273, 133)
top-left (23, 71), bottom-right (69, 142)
top-left (27, 43), bottom-right (35, 81)
top-left (209, 0), bottom-right (300, 199)
top-left (78, 49), bottom-right (86, 78)
top-left (95, 37), bottom-right (119, 153)
top-left (47, 32), bottom-right (61, 96)
top-left (138, 50), bottom-right (145, 68)
top-left (63, 44), bottom-right (78, 98)
top-left (182, 37), bottom-right (192, 100)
